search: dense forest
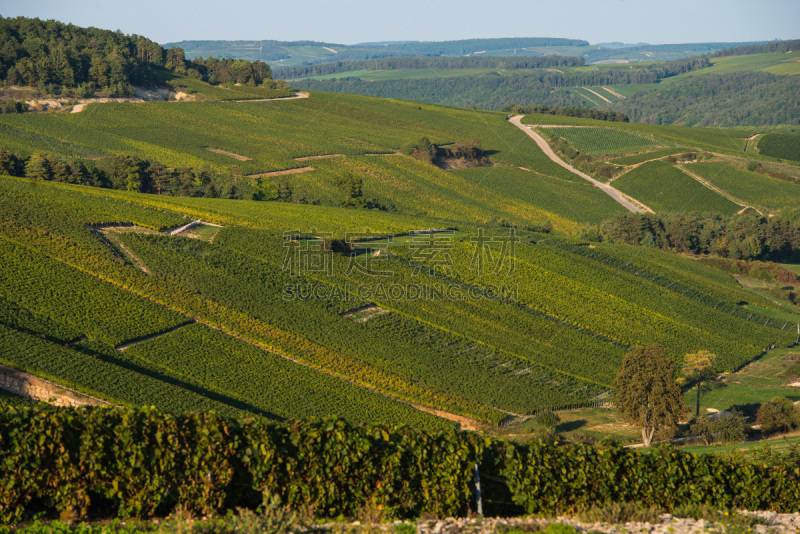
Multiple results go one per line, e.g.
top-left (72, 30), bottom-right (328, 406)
top-left (710, 39), bottom-right (800, 57)
top-left (614, 72), bottom-right (800, 126)
top-left (0, 16), bottom-right (275, 96)
top-left (274, 55), bottom-right (585, 79)
top-left (602, 212), bottom-right (800, 262)
top-left (294, 57), bottom-right (710, 111)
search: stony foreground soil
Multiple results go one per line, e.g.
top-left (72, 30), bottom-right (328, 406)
top-left (325, 512), bottom-right (800, 533)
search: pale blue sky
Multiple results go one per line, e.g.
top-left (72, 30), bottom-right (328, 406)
top-left (1, 0), bottom-right (797, 45)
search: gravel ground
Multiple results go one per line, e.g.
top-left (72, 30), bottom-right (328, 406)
top-left (324, 512), bottom-right (800, 533)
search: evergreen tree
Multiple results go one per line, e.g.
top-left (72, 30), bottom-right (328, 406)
top-left (25, 153), bottom-right (52, 181)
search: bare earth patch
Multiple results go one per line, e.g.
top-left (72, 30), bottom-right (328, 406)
top-left (295, 154), bottom-right (345, 161)
top-left (339, 304), bottom-right (389, 323)
top-left (411, 404), bottom-right (479, 431)
top-left (205, 147), bottom-right (252, 161)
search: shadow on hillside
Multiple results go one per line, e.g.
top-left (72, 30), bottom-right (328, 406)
top-left (82, 344), bottom-right (284, 421)
top-left (558, 419), bottom-right (587, 432)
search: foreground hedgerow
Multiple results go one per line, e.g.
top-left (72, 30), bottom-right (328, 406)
top-left (1, 405), bottom-right (799, 524)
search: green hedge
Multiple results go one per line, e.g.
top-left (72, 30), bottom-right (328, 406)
top-left (1, 405), bottom-right (799, 524)
top-left (0, 406), bottom-right (482, 523)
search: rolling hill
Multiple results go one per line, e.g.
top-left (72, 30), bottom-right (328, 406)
top-left (283, 42), bottom-right (800, 127)
top-left (2, 85), bottom-right (799, 429)
top-left (166, 38), bottom-right (759, 67)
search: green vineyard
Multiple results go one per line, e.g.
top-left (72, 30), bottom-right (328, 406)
top-left (0, 83), bottom-right (798, 433)
top-left (757, 132), bottom-right (800, 162)
top-left (613, 160), bottom-right (741, 214)
top-left (687, 162), bottom-right (800, 210)
top-left (545, 127), bottom-right (665, 156)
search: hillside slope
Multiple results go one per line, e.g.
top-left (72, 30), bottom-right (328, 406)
top-left (1, 171), bottom-right (797, 426)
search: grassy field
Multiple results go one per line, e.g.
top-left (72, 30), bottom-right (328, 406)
top-left (757, 133), bottom-right (800, 162)
top-left (683, 346), bottom-right (800, 416)
top-left (613, 160), bottom-right (742, 214)
top-left (679, 432), bottom-right (800, 455)
top-left (453, 165), bottom-right (625, 225)
top-left (123, 323), bottom-right (451, 428)
top-left (286, 155), bottom-right (603, 230)
top-left (604, 83), bottom-right (662, 98)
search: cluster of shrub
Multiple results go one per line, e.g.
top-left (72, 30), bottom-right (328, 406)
top-left (689, 397), bottom-right (800, 447)
top-left (0, 98), bottom-right (27, 114)
top-left (401, 136), bottom-right (489, 168)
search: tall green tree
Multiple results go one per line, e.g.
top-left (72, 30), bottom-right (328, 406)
top-left (614, 344), bottom-right (685, 447)
top-left (24, 153), bottom-right (52, 181)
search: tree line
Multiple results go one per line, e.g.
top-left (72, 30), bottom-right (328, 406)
top-left (274, 55), bottom-right (585, 80)
top-left (0, 147), bottom-right (366, 208)
top-left (710, 39), bottom-right (800, 57)
top-left (0, 16), bottom-right (275, 97)
top-left (0, 147), bottom-right (248, 199)
top-left (502, 103), bottom-right (629, 122)
top-left (601, 212), bottom-right (800, 262)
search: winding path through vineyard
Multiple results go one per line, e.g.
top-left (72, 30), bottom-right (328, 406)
top-left (676, 165), bottom-right (764, 215)
top-left (234, 91), bottom-right (309, 103)
top-left (509, 116), bottom-right (645, 213)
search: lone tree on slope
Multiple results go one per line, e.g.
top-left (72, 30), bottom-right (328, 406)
top-left (680, 350), bottom-right (724, 417)
top-left (614, 344), bottom-right (686, 447)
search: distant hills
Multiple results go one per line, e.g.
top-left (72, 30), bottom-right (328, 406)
top-left (285, 41), bottom-right (800, 127)
top-left (164, 37), bottom-right (766, 67)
